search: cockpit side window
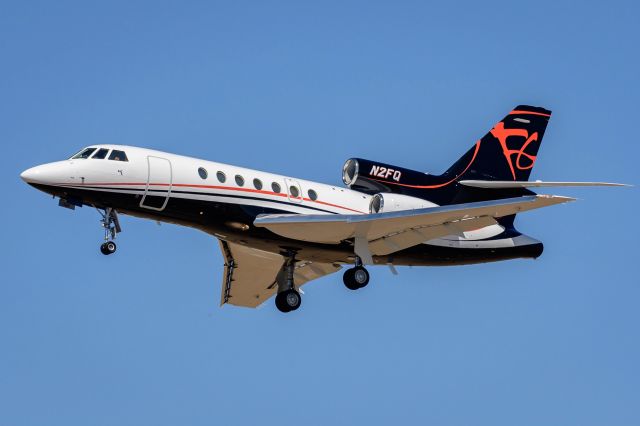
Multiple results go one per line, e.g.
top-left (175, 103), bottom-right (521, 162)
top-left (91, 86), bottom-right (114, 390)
top-left (108, 150), bottom-right (128, 162)
top-left (91, 148), bottom-right (110, 159)
top-left (71, 148), bottom-right (97, 159)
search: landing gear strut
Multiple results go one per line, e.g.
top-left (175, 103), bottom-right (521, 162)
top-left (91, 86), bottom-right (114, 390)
top-left (343, 256), bottom-right (370, 290)
top-left (98, 207), bottom-right (121, 256)
top-left (275, 251), bottom-right (302, 313)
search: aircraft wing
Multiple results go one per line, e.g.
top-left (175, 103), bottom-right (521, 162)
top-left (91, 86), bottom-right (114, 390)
top-left (218, 240), bottom-right (341, 308)
top-left (254, 195), bottom-right (574, 258)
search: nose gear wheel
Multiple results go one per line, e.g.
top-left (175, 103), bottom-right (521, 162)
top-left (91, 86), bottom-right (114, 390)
top-left (97, 207), bottom-right (121, 255)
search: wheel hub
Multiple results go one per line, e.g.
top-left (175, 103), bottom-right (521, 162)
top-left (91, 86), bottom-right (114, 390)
top-left (286, 292), bottom-right (299, 307)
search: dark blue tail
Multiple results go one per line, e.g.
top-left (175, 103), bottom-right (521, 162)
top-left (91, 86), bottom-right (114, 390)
top-left (445, 105), bottom-right (551, 182)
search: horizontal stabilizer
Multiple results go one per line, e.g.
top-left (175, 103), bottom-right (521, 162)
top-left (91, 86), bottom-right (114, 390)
top-left (459, 180), bottom-right (630, 189)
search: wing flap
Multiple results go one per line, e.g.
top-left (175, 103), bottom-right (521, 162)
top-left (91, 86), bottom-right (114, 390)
top-left (368, 215), bottom-right (497, 255)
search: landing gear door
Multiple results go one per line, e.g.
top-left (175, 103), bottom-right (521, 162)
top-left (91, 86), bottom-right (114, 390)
top-left (284, 178), bottom-right (303, 203)
top-left (140, 156), bottom-right (172, 211)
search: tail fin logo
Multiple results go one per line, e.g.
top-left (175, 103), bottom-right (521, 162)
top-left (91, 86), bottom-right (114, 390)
top-left (490, 122), bottom-right (538, 180)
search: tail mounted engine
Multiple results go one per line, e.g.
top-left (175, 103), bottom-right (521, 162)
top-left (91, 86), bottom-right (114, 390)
top-left (343, 158), bottom-right (432, 195)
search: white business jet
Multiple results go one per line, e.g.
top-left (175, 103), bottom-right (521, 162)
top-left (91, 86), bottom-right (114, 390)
top-left (21, 105), bottom-right (627, 313)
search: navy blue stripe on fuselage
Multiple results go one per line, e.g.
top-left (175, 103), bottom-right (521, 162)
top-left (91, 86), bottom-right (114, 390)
top-left (57, 184), bottom-right (339, 214)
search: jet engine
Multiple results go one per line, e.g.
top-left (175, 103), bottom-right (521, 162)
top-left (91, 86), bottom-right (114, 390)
top-left (342, 158), bottom-right (432, 195)
top-left (369, 193), bottom-right (437, 214)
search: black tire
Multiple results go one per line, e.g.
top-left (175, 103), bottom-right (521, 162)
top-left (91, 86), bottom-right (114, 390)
top-left (100, 241), bottom-right (117, 255)
top-left (343, 269), bottom-right (358, 290)
top-left (275, 292), bottom-right (291, 313)
top-left (343, 267), bottom-right (369, 290)
top-left (275, 289), bottom-right (301, 313)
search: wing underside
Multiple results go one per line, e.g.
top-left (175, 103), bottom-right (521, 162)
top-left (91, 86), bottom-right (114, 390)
top-left (218, 241), bottom-right (341, 308)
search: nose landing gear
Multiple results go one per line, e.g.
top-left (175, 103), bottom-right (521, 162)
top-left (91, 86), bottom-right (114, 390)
top-left (98, 207), bottom-right (121, 256)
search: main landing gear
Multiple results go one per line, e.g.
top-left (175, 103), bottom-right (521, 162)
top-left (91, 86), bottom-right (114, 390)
top-left (98, 207), bottom-right (121, 256)
top-left (343, 257), bottom-right (370, 290)
top-left (273, 253), bottom-right (371, 312)
top-left (275, 251), bottom-right (302, 313)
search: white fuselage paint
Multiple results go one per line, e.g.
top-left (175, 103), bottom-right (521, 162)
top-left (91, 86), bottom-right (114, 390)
top-left (21, 145), bottom-right (533, 250)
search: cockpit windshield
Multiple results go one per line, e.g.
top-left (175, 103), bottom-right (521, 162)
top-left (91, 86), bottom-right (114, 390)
top-left (91, 148), bottom-right (110, 159)
top-left (69, 147), bottom-right (129, 161)
top-left (70, 147), bottom-right (97, 159)
top-left (108, 150), bottom-right (128, 162)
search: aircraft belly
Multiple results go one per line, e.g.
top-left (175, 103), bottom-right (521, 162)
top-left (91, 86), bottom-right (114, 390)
top-left (30, 183), bottom-right (544, 267)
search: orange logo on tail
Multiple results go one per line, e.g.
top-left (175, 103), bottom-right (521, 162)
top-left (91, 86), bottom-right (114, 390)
top-left (490, 122), bottom-right (538, 180)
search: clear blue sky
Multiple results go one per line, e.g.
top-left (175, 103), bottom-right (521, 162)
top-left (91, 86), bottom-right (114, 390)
top-left (1, 1), bottom-right (638, 425)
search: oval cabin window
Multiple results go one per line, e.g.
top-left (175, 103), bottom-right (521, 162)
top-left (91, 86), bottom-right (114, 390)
top-left (307, 189), bottom-right (318, 201)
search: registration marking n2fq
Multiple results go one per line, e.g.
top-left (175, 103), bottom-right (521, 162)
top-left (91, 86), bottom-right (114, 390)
top-left (369, 165), bottom-right (402, 181)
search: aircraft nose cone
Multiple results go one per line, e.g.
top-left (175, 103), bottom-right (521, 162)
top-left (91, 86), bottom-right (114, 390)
top-left (20, 166), bottom-right (40, 183)
top-left (20, 162), bottom-right (69, 185)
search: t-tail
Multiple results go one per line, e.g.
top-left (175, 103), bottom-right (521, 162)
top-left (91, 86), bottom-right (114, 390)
top-left (445, 105), bottom-right (551, 183)
top-left (442, 104), bottom-right (551, 204)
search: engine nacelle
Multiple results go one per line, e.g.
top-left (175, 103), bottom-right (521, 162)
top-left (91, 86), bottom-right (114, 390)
top-left (343, 158), bottom-right (433, 195)
top-left (369, 193), bottom-right (438, 214)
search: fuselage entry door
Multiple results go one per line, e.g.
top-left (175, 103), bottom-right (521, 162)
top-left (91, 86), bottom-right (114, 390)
top-left (140, 156), bottom-right (172, 211)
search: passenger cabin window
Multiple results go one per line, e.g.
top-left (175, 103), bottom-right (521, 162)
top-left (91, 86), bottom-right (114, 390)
top-left (253, 178), bottom-right (263, 190)
top-left (72, 148), bottom-right (97, 159)
top-left (216, 171), bottom-right (226, 183)
top-left (235, 175), bottom-right (245, 186)
top-left (308, 189), bottom-right (318, 201)
top-left (91, 148), bottom-right (110, 159)
top-left (108, 150), bottom-right (128, 162)
top-left (289, 185), bottom-right (300, 198)
top-left (198, 167), bottom-right (208, 179)
top-left (271, 182), bottom-right (281, 193)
